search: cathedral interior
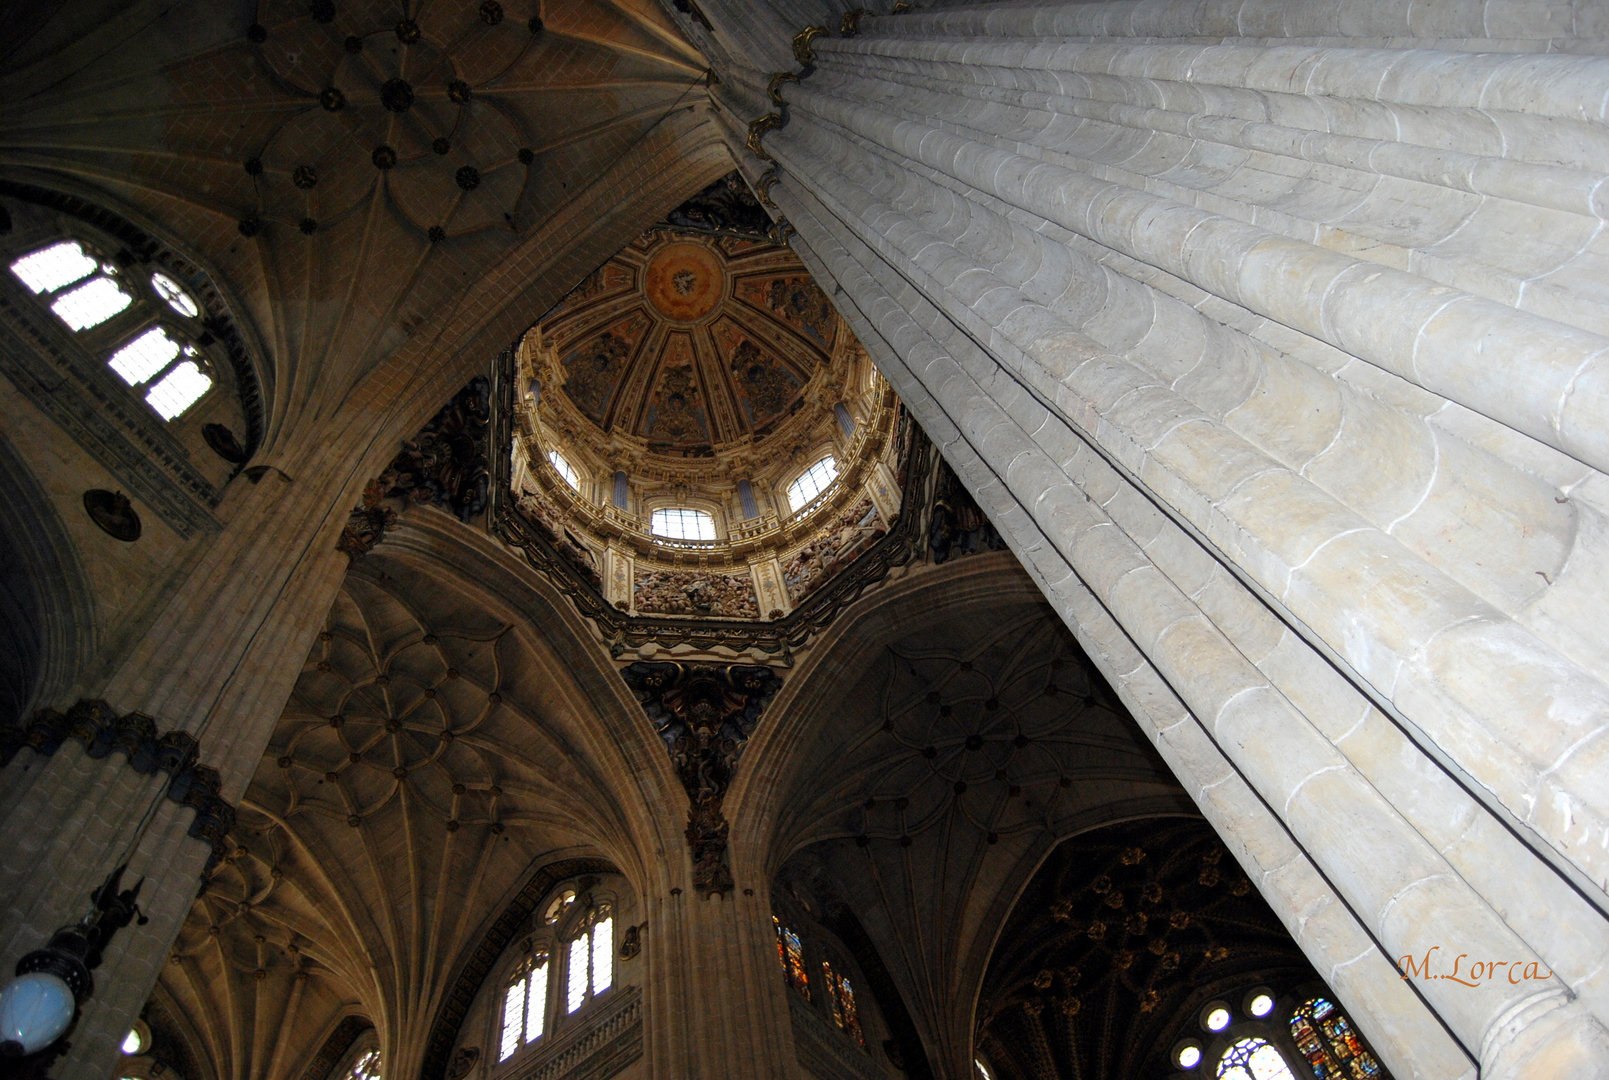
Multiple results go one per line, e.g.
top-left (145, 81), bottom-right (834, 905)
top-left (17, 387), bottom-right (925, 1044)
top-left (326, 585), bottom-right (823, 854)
top-left (2, 3), bottom-right (1608, 1080)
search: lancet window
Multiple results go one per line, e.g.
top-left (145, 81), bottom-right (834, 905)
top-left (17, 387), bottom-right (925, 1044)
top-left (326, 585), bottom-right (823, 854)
top-left (8, 239), bottom-right (215, 420)
top-left (499, 953), bottom-right (550, 1060)
top-left (566, 906), bottom-right (613, 1013)
top-left (772, 915), bottom-right (810, 999)
top-left (821, 960), bottom-right (865, 1047)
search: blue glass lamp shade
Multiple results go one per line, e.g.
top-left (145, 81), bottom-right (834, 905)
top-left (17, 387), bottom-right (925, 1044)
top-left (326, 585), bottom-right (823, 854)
top-left (0, 972), bottom-right (76, 1056)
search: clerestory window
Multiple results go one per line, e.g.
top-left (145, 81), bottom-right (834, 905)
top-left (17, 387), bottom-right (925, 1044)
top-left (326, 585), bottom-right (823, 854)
top-left (9, 239), bottom-right (214, 420)
top-left (821, 960), bottom-right (865, 1048)
top-left (566, 907), bottom-right (613, 1013)
top-left (499, 954), bottom-right (550, 1061)
top-left (786, 455), bottom-right (837, 512)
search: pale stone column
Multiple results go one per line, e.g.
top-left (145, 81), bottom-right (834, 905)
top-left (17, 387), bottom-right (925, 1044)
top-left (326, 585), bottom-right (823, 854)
top-left (667, 0), bottom-right (1609, 1076)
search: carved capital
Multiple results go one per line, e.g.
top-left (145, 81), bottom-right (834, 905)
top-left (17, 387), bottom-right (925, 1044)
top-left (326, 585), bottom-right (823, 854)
top-left (767, 70), bottom-right (799, 106)
top-left (3, 700), bottom-right (238, 871)
top-left (746, 113), bottom-right (784, 161)
top-left (792, 25), bottom-right (829, 66)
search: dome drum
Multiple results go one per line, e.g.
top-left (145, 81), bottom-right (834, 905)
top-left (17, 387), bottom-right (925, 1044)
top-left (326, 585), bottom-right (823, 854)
top-left (503, 228), bottom-right (908, 640)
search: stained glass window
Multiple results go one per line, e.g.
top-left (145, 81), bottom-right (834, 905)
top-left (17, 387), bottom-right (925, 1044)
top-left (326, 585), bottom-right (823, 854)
top-left (772, 915), bottom-right (810, 1000)
top-left (1290, 998), bottom-right (1384, 1080)
top-left (822, 961), bottom-right (865, 1047)
top-left (786, 456), bottom-right (838, 511)
top-left (499, 954), bottom-right (548, 1060)
top-left (343, 1049), bottom-right (382, 1080)
top-left (1217, 1037), bottom-right (1295, 1080)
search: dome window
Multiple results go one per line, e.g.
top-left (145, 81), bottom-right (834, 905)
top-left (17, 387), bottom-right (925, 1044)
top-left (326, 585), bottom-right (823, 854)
top-left (786, 455), bottom-right (837, 512)
top-left (548, 450), bottom-right (579, 489)
top-left (650, 508), bottom-right (715, 541)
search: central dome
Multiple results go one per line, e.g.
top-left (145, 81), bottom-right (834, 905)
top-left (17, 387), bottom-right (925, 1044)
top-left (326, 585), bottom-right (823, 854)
top-left (544, 229), bottom-right (840, 453)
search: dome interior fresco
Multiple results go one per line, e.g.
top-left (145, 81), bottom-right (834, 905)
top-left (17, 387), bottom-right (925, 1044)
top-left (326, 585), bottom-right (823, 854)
top-left (546, 230), bottom-right (841, 450)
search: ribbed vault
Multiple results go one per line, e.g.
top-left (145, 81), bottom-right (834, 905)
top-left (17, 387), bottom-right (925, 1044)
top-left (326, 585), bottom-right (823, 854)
top-left (730, 554), bottom-right (1192, 1080)
top-left (156, 511), bottom-right (681, 1080)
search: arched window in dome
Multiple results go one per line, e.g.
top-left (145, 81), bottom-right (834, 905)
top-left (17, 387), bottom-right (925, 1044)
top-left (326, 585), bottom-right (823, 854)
top-left (650, 507), bottom-right (716, 541)
top-left (548, 450), bottom-right (579, 489)
top-left (565, 906), bottom-right (613, 1014)
top-left (786, 455), bottom-right (838, 512)
top-left (8, 238), bottom-right (214, 420)
top-left (1290, 997), bottom-right (1384, 1079)
top-left (821, 960), bottom-right (865, 1047)
top-left (499, 953), bottom-right (549, 1060)
top-left (1217, 1037), bottom-right (1295, 1080)
top-left (772, 915), bottom-right (810, 999)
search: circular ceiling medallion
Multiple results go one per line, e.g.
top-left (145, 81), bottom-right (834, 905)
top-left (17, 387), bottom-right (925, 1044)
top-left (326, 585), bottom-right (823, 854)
top-left (643, 243), bottom-right (724, 322)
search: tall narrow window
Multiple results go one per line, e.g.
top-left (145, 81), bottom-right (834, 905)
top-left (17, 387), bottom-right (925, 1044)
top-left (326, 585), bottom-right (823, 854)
top-left (1217, 1038), bottom-right (1295, 1080)
top-left (566, 936), bottom-right (588, 1013)
top-left (772, 916), bottom-right (810, 1000)
top-left (1290, 998), bottom-right (1383, 1079)
top-left (650, 507), bottom-right (716, 541)
top-left (822, 961), bottom-right (865, 1047)
top-left (786, 456), bottom-right (837, 511)
top-left (566, 907), bottom-right (614, 1013)
top-left (499, 954), bottom-right (549, 1060)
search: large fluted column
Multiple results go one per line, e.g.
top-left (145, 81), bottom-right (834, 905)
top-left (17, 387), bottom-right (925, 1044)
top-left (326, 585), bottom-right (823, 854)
top-left (670, 1), bottom-right (1609, 1076)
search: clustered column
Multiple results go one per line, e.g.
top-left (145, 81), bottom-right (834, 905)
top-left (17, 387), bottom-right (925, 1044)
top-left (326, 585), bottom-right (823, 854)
top-left (700, 2), bottom-right (1609, 1077)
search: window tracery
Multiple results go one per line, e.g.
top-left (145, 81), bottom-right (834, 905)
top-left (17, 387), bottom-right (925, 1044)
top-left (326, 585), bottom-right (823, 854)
top-left (786, 456), bottom-right (837, 512)
top-left (499, 953), bottom-right (549, 1060)
top-left (565, 906), bottom-right (613, 1013)
top-left (1289, 998), bottom-right (1383, 1080)
top-left (8, 237), bottom-right (214, 420)
top-left (1217, 1038), bottom-right (1295, 1080)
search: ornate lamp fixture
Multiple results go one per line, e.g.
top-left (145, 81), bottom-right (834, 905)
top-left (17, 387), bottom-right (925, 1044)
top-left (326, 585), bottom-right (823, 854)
top-left (0, 866), bottom-right (148, 1059)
